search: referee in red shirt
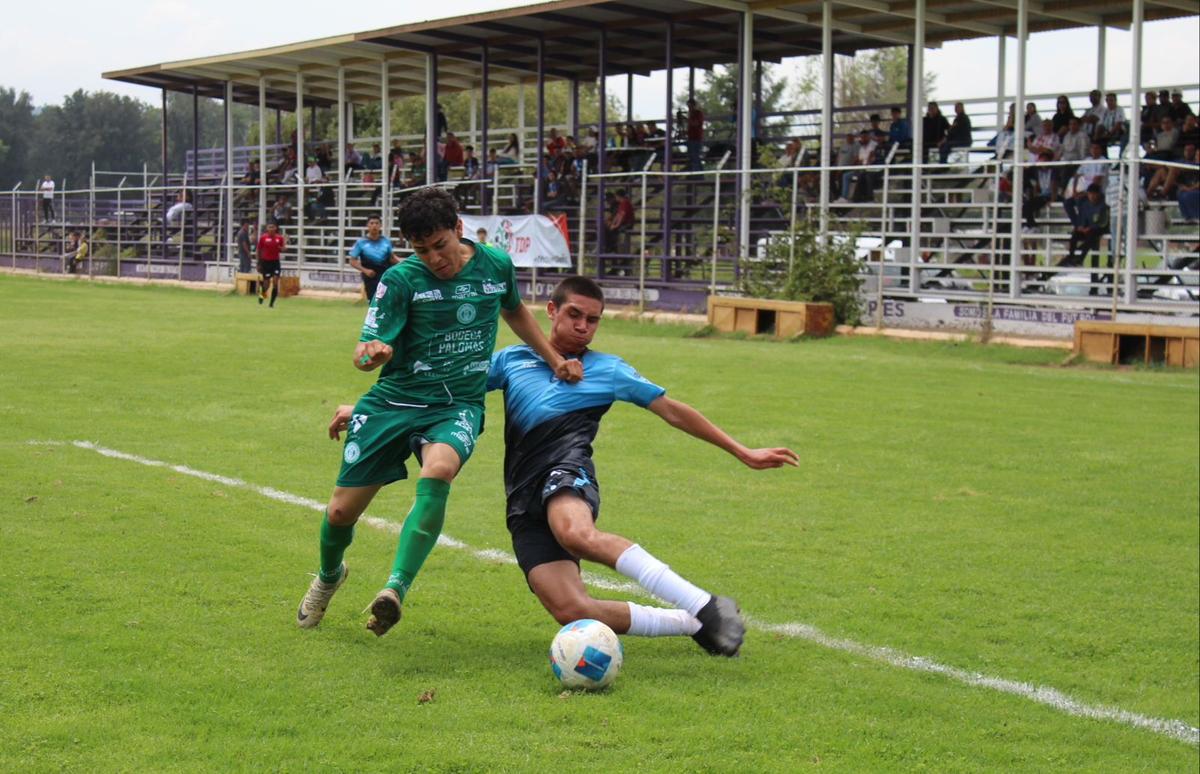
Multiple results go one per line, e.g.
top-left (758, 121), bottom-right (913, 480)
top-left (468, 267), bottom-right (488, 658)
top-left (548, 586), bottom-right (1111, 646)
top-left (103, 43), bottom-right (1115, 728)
top-left (256, 220), bottom-right (286, 307)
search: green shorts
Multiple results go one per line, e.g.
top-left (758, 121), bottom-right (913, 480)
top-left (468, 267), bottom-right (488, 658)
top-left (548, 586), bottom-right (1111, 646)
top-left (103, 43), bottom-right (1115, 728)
top-left (335, 392), bottom-right (484, 488)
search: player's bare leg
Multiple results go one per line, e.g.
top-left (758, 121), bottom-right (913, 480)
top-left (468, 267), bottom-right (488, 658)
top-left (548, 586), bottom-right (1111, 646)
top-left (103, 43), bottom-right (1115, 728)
top-left (545, 494), bottom-right (741, 652)
top-left (297, 484), bottom-right (381, 628)
top-left (367, 443), bottom-right (461, 637)
top-left (528, 560), bottom-right (634, 631)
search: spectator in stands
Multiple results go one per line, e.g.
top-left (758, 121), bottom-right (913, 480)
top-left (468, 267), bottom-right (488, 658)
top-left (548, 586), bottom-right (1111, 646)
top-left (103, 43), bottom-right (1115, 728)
top-left (1060, 117), bottom-right (1089, 162)
top-left (1033, 149), bottom-right (1057, 201)
top-left (165, 192), bottom-right (193, 226)
top-left (834, 131), bottom-right (857, 190)
top-left (436, 103), bottom-right (449, 138)
top-left (867, 114), bottom-right (888, 148)
top-left (236, 219), bottom-right (255, 273)
top-left (64, 231), bottom-right (88, 274)
top-left (1176, 144), bottom-right (1200, 221)
top-left (271, 196), bottom-right (292, 226)
top-left (686, 98), bottom-right (705, 172)
top-left (1169, 90), bottom-right (1195, 123)
top-left (1145, 115), bottom-right (1181, 163)
top-left (364, 143), bottom-right (383, 171)
top-left (1023, 102), bottom-right (1042, 138)
top-left (922, 102), bottom-right (950, 163)
top-left (1095, 93), bottom-right (1127, 151)
top-left (1058, 183), bottom-right (1110, 289)
top-left (546, 127), bottom-right (566, 156)
top-left (939, 102), bottom-right (972, 163)
top-left (607, 188), bottom-right (635, 263)
top-left (305, 157), bottom-right (326, 185)
top-left (269, 147), bottom-right (297, 184)
top-left (1067, 142), bottom-right (1109, 198)
top-left (1028, 119), bottom-right (1061, 159)
top-left (345, 144), bottom-right (363, 176)
top-left (1082, 90), bottom-right (1106, 138)
top-left (988, 113), bottom-right (1016, 160)
top-left (544, 171), bottom-right (571, 211)
top-left (463, 145), bottom-right (481, 180)
top-left (1051, 95), bottom-right (1075, 136)
top-left (315, 143), bottom-right (333, 174)
top-left (235, 160), bottom-right (260, 205)
top-left (1179, 114), bottom-right (1200, 153)
top-left (1141, 92), bottom-right (1169, 145)
top-left (485, 148), bottom-right (500, 178)
top-left (838, 130), bottom-right (876, 202)
top-left (499, 133), bottom-right (520, 164)
top-left (1148, 142), bottom-right (1198, 200)
top-left (39, 175), bottom-right (55, 221)
top-left (580, 128), bottom-right (598, 157)
top-left (406, 151), bottom-right (425, 187)
top-left (443, 132), bottom-right (465, 167)
top-left (888, 106), bottom-right (912, 152)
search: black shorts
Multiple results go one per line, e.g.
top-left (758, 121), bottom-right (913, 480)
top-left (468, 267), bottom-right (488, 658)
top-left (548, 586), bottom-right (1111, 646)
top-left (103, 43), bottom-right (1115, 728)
top-left (258, 260), bottom-right (281, 278)
top-left (507, 466), bottom-right (601, 580)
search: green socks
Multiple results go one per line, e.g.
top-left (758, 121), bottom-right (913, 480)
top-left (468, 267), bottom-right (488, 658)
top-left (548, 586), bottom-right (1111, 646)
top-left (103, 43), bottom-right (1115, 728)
top-left (318, 512), bottom-right (354, 583)
top-left (386, 477), bottom-right (451, 600)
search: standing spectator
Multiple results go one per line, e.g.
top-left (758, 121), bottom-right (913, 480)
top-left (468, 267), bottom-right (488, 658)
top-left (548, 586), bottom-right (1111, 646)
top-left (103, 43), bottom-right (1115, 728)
top-left (940, 102), bottom-right (973, 163)
top-left (686, 98), bottom-right (705, 171)
top-left (1082, 90), bottom-right (1107, 138)
top-left (235, 220), bottom-right (255, 274)
top-left (443, 132), bottom-right (465, 167)
top-left (1169, 90), bottom-right (1196, 123)
top-left (315, 143), bottom-right (334, 174)
top-left (348, 214), bottom-right (398, 301)
top-left (1095, 93), bottom-right (1127, 150)
top-left (888, 106), bottom-right (912, 152)
top-left (39, 175), bottom-right (55, 221)
top-left (435, 103), bottom-right (449, 139)
top-left (838, 129), bottom-right (877, 202)
top-left (1051, 95), bottom-right (1075, 136)
top-left (255, 220), bottom-right (286, 307)
top-left (607, 188), bottom-right (635, 265)
top-left (922, 102), bottom-right (950, 163)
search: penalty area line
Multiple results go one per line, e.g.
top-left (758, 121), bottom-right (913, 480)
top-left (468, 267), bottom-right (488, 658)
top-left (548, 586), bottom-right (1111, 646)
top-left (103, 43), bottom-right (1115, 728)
top-left (39, 439), bottom-right (1200, 747)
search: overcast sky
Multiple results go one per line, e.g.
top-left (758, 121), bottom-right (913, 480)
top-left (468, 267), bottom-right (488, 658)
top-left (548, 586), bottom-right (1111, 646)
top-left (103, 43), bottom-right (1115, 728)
top-left (2, 1), bottom-right (1196, 116)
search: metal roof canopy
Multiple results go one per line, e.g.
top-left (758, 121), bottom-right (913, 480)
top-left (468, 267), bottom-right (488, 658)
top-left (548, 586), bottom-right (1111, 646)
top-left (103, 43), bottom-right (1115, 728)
top-left (102, 0), bottom-right (1199, 110)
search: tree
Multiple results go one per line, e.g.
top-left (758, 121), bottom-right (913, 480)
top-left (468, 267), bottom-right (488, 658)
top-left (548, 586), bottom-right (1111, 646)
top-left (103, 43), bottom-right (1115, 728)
top-left (29, 90), bottom-right (158, 188)
top-left (791, 46), bottom-right (937, 126)
top-left (0, 87), bottom-right (37, 188)
top-left (675, 64), bottom-right (789, 142)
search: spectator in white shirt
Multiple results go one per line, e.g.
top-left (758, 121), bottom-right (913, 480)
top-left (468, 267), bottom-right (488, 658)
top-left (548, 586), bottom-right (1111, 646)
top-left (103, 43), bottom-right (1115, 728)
top-left (1068, 142), bottom-right (1109, 198)
top-left (1096, 93), bottom-right (1127, 150)
top-left (305, 158), bottom-right (326, 184)
top-left (39, 175), bottom-right (55, 221)
top-left (1082, 90), bottom-right (1107, 138)
top-left (1027, 119), bottom-right (1061, 159)
top-left (1060, 117), bottom-right (1090, 162)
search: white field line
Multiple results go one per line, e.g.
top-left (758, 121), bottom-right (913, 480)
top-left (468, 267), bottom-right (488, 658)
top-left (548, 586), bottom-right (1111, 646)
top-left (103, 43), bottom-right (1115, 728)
top-left (38, 439), bottom-right (1200, 747)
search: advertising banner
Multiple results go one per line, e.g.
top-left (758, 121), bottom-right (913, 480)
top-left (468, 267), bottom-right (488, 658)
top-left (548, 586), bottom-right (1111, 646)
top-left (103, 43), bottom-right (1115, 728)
top-left (459, 214), bottom-right (571, 268)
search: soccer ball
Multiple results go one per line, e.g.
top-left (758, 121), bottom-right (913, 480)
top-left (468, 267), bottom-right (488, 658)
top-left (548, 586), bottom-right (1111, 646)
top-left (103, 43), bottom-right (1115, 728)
top-left (548, 619), bottom-right (624, 690)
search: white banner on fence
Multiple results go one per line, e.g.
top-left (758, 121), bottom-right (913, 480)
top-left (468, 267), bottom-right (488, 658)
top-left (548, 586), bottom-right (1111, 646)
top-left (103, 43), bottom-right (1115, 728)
top-left (459, 214), bottom-right (571, 268)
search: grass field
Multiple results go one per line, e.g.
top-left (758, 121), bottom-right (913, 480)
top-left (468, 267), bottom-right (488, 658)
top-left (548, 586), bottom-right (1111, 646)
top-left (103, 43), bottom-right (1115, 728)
top-left (1, 273), bottom-right (1197, 772)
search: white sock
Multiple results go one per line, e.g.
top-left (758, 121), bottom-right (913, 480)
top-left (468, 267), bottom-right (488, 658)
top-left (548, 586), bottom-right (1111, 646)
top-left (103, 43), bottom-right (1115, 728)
top-left (626, 602), bottom-right (701, 637)
top-left (615, 544), bottom-right (711, 617)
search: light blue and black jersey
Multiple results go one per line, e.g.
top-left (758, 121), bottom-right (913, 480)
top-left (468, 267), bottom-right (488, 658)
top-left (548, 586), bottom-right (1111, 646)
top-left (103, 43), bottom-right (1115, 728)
top-left (350, 236), bottom-right (394, 272)
top-left (487, 344), bottom-right (666, 496)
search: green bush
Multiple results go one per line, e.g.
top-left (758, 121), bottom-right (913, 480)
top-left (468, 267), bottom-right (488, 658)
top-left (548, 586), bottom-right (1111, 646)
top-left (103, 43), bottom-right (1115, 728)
top-left (737, 216), bottom-right (866, 325)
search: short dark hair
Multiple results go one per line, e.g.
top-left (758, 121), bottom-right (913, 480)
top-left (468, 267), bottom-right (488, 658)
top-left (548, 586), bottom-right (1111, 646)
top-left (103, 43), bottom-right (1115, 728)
top-left (395, 187), bottom-right (459, 240)
top-left (551, 275), bottom-right (605, 309)
top-left (366, 213), bottom-right (382, 224)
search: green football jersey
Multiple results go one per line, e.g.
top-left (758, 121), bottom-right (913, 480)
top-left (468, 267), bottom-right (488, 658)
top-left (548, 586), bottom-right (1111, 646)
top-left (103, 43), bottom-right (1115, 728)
top-left (359, 239), bottom-right (522, 405)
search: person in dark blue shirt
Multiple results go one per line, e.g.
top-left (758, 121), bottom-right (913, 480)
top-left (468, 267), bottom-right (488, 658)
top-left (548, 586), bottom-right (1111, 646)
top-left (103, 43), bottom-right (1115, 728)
top-left (487, 276), bottom-right (797, 656)
top-left (348, 214), bottom-right (398, 301)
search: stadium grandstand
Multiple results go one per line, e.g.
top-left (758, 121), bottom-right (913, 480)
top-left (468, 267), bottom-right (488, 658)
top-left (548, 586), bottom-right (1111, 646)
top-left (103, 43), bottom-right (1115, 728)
top-left (3, 0), bottom-right (1198, 334)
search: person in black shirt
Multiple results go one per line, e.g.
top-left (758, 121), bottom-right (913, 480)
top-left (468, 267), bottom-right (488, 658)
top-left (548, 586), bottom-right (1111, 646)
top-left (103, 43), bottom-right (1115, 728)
top-left (922, 102), bottom-right (950, 163)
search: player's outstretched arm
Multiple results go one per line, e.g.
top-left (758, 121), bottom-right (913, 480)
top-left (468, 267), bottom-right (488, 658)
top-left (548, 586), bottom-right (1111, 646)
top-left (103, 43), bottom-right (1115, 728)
top-left (329, 404), bottom-right (354, 440)
top-left (647, 396), bottom-right (799, 470)
top-left (499, 304), bottom-right (583, 383)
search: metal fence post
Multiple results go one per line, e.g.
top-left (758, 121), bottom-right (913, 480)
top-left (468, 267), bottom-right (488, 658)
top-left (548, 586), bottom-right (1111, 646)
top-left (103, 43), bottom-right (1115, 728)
top-left (789, 168), bottom-right (799, 271)
top-left (88, 163), bottom-right (96, 278)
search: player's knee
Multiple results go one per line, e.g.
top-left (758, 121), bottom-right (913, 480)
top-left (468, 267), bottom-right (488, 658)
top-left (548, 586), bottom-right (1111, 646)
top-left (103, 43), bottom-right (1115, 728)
top-left (326, 501), bottom-right (362, 525)
top-left (546, 596), bottom-right (599, 625)
top-left (553, 520), bottom-right (597, 559)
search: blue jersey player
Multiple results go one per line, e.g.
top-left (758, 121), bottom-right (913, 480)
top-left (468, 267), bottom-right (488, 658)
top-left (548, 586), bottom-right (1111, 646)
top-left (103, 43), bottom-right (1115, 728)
top-left (332, 276), bottom-right (798, 655)
top-left (347, 214), bottom-right (398, 300)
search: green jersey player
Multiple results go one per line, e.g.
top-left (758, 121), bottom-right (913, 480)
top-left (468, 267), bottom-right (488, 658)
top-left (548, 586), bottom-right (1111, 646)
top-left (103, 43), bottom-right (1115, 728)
top-left (297, 187), bottom-right (583, 636)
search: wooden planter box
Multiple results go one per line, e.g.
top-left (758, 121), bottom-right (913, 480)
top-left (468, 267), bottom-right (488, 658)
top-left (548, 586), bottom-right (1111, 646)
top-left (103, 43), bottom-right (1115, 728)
top-left (235, 272), bottom-right (300, 297)
top-left (1074, 321), bottom-right (1199, 367)
top-left (707, 296), bottom-right (835, 338)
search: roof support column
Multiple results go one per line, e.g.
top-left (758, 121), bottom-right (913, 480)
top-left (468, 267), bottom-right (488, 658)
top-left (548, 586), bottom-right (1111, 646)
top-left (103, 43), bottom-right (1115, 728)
top-left (224, 80), bottom-right (234, 266)
top-left (481, 44), bottom-right (490, 213)
top-left (469, 89), bottom-right (477, 152)
top-left (909, 0), bottom-right (924, 293)
top-left (380, 59), bottom-right (391, 231)
top-left (626, 74), bottom-right (633, 124)
top-left (819, 2), bottom-right (832, 239)
top-left (737, 9), bottom-right (753, 266)
top-left (1010, 0), bottom-right (1026, 298)
top-left (663, 21), bottom-right (674, 280)
top-left (536, 35), bottom-right (545, 214)
top-left (258, 77), bottom-right (267, 235)
top-left (337, 65), bottom-right (346, 292)
top-left (1124, 0), bottom-right (1143, 305)
top-left (1096, 26), bottom-right (1106, 93)
top-left (191, 84), bottom-right (199, 254)
top-left (569, 78), bottom-right (579, 140)
top-left (596, 28), bottom-right (608, 274)
top-left (426, 52), bottom-right (438, 186)
top-left (518, 82), bottom-right (526, 162)
top-left (161, 88), bottom-right (169, 263)
top-left (996, 37), bottom-right (1006, 132)
top-left (296, 71), bottom-right (306, 265)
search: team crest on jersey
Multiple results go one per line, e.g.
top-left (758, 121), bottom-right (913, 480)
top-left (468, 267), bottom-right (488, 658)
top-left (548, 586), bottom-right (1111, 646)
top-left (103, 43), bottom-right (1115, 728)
top-left (456, 304), bottom-right (477, 324)
top-left (374, 284), bottom-right (387, 300)
top-left (412, 289), bottom-right (443, 303)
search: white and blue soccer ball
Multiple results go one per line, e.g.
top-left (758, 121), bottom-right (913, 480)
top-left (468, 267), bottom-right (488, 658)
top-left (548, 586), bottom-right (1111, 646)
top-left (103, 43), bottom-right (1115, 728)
top-left (548, 619), bottom-right (624, 690)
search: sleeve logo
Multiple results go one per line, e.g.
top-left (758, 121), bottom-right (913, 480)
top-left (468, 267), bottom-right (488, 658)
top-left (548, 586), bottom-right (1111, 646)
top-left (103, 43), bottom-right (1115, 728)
top-left (374, 283), bottom-right (387, 299)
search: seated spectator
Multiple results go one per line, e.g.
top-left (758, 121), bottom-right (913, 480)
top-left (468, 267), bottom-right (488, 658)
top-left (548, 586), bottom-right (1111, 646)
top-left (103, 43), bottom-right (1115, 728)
top-left (1066, 142), bottom-right (1109, 198)
top-left (485, 147), bottom-right (500, 177)
top-left (1169, 90), bottom-right (1196, 123)
top-left (271, 196), bottom-right (292, 226)
top-left (888, 106), bottom-right (912, 151)
top-left (344, 144), bottom-right (363, 176)
top-left (463, 145), bottom-right (480, 179)
top-left (363, 143), bottom-right (383, 171)
top-left (1145, 115), bottom-right (1181, 162)
top-left (544, 171), bottom-right (571, 211)
top-left (1179, 114), bottom-right (1200, 154)
top-left (305, 157), bottom-right (327, 185)
top-left (1033, 149), bottom-right (1057, 201)
top-left (1058, 183), bottom-right (1110, 278)
top-left (838, 129), bottom-right (876, 202)
top-left (867, 114), bottom-right (888, 150)
top-left (268, 146), bottom-right (298, 184)
top-left (1051, 95), bottom-right (1075, 136)
top-left (1176, 144), bottom-right (1200, 221)
top-left (315, 143), bottom-right (333, 173)
top-left (1082, 90), bottom-right (1107, 138)
top-left (834, 131), bottom-right (857, 173)
top-left (1141, 92), bottom-right (1169, 145)
top-left (922, 101), bottom-right (950, 162)
top-left (1023, 102), bottom-right (1041, 138)
top-left (235, 160), bottom-right (260, 204)
top-left (546, 127), bottom-right (566, 156)
top-left (1148, 142), bottom-right (1198, 200)
top-left (443, 132), bottom-right (464, 167)
top-left (499, 133), bottom-right (520, 163)
top-left (580, 128), bottom-right (598, 156)
top-left (1060, 117), bottom-right (1089, 162)
top-left (988, 114), bottom-right (1016, 159)
top-left (165, 192), bottom-right (193, 225)
top-left (1095, 93), bottom-right (1127, 150)
top-left (1028, 119), bottom-right (1061, 159)
top-left (64, 231), bottom-right (89, 274)
top-left (939, 102), bottom-right (972, 163)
